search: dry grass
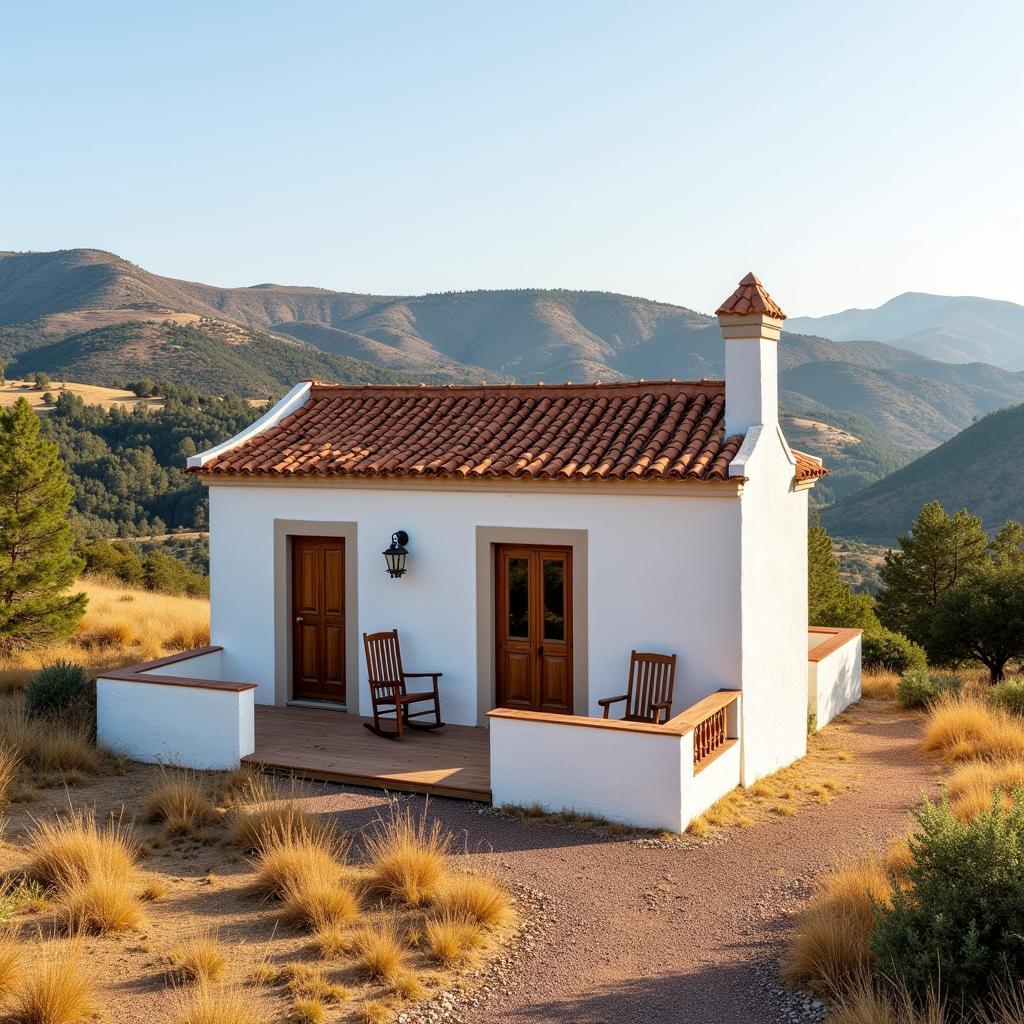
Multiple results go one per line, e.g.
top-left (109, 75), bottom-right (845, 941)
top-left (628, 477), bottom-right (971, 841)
top-left (229, 775), bottom-right (320, 851)
top-left (8, 948), bottom-right (94, 1024)
top-left (62, 875), bottom-right (146, 934)
top-left (829, 974), bottom-right (947, 1024)
top-left (0, 932), bottom-right (20, 997)
top-left (434, 872), bottom-right (513, 929)
top-left (146, 766), bottom-right (219, 834)
top-left (392, 971), bottom-right (426, 1001)
top-left (782, 859), bottom-right (891, 997)
top-left (0, 746), bottom-right (20, 807)
top-left (921, 693), bottom-right (1024, 762)
top-left (292, 998), bottom-right (325, 1024)
top-left (251, 826), bottom-right (346, 900)
top-left (25, 809), bottom-right (139, 892)
top-left (357, 1002), bottom-right (393, 1024)
top-left (0, 706), bottom-right (98, 775)
top-left (354, 920), bottom-right (408, 984)
top-left (169, 935), bottom-right (228, 984)
top-left (281, 963), bottom-right (349, 1002)
top-left (311, 920), bottom-right (355, 957)
top-left (170, 983), bottom-right (270, 1024)
top-left (861, 671), bottom-right (900, 701)
top-left (946, 758), bottom-right (1024, 820)
top-left (0, 578), bottom-right (209, 675)
top-left (280, 869), bottom-right (360, 930)
top-left (364, 806), bottom-right (451, 906)
top-left (425, 912), bottom-right (486, 966)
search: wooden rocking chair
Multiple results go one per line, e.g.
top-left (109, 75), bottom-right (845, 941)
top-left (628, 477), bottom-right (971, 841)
top-left (597, 650), bottom-right (677, 724)
top-left (363, 629), bottom-right (444, 740)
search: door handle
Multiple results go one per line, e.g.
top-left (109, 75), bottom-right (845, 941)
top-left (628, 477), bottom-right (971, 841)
top-left (295, 616), bottom-right (305, 623)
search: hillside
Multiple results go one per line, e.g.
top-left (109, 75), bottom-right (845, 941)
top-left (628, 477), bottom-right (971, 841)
top-left (4, 249), bottom-right (1024, 496)
top-left (788, 292), bottom-right (1024, 370)
top-left (822, 402), bottom-right (1024, 542)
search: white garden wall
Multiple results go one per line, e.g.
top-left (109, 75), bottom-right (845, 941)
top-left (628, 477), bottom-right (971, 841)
top-left (808, 627), bottom-right (862, 728)
top-left (207, 480), bottom-right (744, 725)
top-left (96, 648), bottom-right (256, 771)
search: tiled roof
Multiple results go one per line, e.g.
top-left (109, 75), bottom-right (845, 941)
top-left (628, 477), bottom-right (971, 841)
top-left (716, 272), bottom-right (787, 320)
top-left (194, 381), bottom-right (750, 483)
top-left (793, 450), bottom-right (830, 480)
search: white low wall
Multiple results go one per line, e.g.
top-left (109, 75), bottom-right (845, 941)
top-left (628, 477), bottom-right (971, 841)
top-left (96, 648), bottom-right (256, 771)
top-left (488, 691), bottom-right (741, 832)
top-left (808, 628), bottom-right (862, 729)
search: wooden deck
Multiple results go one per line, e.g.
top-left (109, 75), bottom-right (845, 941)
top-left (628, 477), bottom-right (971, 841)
top-left (245, 705), bottom-right (491, 801)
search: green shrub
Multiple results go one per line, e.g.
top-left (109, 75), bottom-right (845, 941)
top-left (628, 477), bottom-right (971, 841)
top-left (871, 795), bottom-right (1024, 1003)
top-left (25, 661), bottom-right (88, 718)
top-left (895, 670), bottom-right (962, 709)
top-left (862, 628), bottom-right (927, 674)
top-left (992, 679), bottom-right (1024, 716)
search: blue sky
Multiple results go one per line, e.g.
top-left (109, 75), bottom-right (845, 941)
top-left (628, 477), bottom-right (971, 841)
top-left (3, 1), bottom-right (1021, 315)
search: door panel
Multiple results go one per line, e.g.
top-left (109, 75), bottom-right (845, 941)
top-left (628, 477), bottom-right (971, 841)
top-left (495, 545), bottom-right (573, 714)
top-left (291, 536), bottom-right (346, 703)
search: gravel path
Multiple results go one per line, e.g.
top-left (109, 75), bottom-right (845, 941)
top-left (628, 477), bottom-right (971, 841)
top-left (307, 700), bottom-right (937, 1024)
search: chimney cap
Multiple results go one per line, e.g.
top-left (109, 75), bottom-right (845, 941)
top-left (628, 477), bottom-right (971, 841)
top-left (716, 272), bottom-right (786, 321)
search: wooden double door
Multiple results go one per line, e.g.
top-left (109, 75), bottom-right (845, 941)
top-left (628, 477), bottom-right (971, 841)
top-left (495, 545), bottom-right (573, 715)
top-left (291, 536), bottom-right (346, 703)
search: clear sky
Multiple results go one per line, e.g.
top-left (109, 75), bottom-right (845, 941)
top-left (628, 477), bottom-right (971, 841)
top-left (3, 1), bottom-right (1021, 316)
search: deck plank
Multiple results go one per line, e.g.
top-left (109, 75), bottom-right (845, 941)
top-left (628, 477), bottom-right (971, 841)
top-left (245, 705), bottom-right (491, 801)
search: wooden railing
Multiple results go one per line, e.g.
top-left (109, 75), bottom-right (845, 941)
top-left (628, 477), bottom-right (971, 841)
top-left (665, 689), bottom-right (740, 770)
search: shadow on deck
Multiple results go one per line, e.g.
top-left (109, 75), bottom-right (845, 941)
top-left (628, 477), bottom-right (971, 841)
top-left (244, 704), bottom-right (491, 801)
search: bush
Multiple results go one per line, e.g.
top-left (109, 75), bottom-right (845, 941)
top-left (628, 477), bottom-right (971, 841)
top-left (862, 628), bottom-right (927, 674)
top-left (896, 670), bottom-right (962, 709)
top-left (24, 661), bottom-right (88, 719)
top-left (872, 795), bottom-right (1024, 1003)
top-left (992, 679), bottom-right (1024, 716)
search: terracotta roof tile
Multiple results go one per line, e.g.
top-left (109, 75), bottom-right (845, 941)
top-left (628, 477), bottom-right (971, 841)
top-left (194, 381), bottom-right (751, 483)
top-left (716, 272), bottom-right (787, 320)
top-left (793, 449), bottom-right (830, 480)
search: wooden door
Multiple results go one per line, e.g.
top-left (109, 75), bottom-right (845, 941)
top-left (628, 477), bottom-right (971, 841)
top-left (291, 536), bottom-right (346, 703)
top-left (495, 545), bottom-right (573, 714)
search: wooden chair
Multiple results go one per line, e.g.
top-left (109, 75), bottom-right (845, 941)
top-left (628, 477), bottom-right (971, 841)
top-left (363, 629), bottom-right (444, 740)
top-left (598, 650), bottom-right (677, 724)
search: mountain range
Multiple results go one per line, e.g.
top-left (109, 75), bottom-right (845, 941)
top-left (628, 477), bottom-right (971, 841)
top-left (788, 292), bottom-right (1024, 370)
top-left (3, 248), bottom-right (1024, 504)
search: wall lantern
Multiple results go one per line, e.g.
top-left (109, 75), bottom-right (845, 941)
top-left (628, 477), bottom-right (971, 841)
top-left (383, 531), bottom-right (410, 579)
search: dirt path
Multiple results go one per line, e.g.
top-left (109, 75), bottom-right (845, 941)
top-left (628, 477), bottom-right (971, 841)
top-left (308, 699), bottom-right (939, 1024)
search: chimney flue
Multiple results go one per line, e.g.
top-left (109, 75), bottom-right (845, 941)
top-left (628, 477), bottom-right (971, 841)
top-left (716, 272), bottom-right (786, 437)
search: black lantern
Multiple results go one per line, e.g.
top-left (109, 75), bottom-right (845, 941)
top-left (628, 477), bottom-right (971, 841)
top-left (383, 531), bottom-right (409, 579)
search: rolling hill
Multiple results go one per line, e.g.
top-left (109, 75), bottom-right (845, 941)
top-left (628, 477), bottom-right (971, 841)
top-left (4, 249), bottom-right (1024, 497)
top-left (788, 292), bottom-right (1024, 370)
top-left (822, 402), bottom-right (1024, 542)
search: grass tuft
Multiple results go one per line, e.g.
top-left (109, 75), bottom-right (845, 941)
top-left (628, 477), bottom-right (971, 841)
top-left (0, 932), bottom-right (20, 997)
top-left (357, 1001), bottom-right (393, 1024)
top-left (62, 875), bottom-right (146, 934)
top-left (251, 826), bottom-right (346, 900)
top-left (434, 872), bottom-right (512, 929)
top-left (782, 859), bottom-right (891, 998)
top-left (921, 693), bottom-right (1024, 762)
top-left (9, 948), bottom-right (94, 1024)
top-left (169, 935), bottom-right (229, 984)
top-left (354, 920), bottom-right (408, 984)
top-left (292, 998), bottom-right (325, 1024)
top-left (425, 911), bottom-right (486, 966)
top-left (280, 870), bottom-right (360, 931)
top-left (364, 806), bottom-right (451, 906)
top-left (146, 766), bottom-right (218, 835)
top-left (170, 982), bottom-right (270, 1024)
top-left (0, 746), bottom-right (21, 808)
top-left (25, 809), bottom-right (139, 892)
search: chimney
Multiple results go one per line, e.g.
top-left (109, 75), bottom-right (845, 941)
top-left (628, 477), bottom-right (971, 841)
top-left (716, 272), bottom-right (786, 437)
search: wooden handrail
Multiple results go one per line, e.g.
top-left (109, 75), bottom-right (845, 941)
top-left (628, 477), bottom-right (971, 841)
top-left (665, 689), bottom-right (740, 732)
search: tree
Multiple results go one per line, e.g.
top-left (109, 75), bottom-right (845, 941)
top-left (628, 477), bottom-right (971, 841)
top-left (808, 516), bottom-right (879, 630)
top-left (990, 520), bottom-right (1024, 567)
top-left (875, 501), bottom-right (989, 645)
top-left (0, 399), bottom-right (86, 654)
top-left (928, 561), bottom-right (1024, 682)
top-left (33, 371), bottom-right (50, 390)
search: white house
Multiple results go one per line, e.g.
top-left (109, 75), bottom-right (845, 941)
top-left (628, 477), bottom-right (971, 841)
top-left (96, 273), bottom-right (861, 831)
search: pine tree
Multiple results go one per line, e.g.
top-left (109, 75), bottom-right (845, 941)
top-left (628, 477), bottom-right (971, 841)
top-left (808, 516), bottom-right (879, 630)
top-left (0, 399), bottom-right (86, 654)
top-left (875, 500), bottom-right (988, 645)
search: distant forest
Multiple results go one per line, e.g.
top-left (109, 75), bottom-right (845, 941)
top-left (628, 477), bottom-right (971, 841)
top-left (42, 386), bottom-right (264, 543)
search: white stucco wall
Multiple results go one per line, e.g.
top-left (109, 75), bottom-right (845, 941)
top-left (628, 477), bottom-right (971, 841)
top-left (96, 678), bottom-right (255, 770)
top-left (207, 481), bottom-right (744, 725)
top-left (683, 738), bottom-right (742, 824)
top-left (810, 633), bottom-right (862, 729)
top-left (733, 425), bottom-right (810, 783)
top-left (143, 649), bottom-right (224, 681)
top-left (490, 715), bottom-right (688, 831)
